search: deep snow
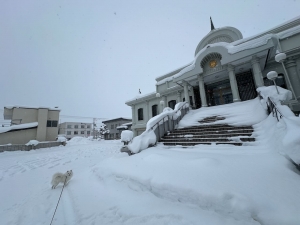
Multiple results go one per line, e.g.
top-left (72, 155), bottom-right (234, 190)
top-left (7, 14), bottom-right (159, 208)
top-left (1, 98), bottom-right (300, 225)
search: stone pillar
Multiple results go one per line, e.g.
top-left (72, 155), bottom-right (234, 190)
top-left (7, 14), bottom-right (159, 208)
top-left (197, 75), bottom-right (207, 107)
top-left (251, 55), bottom-right (264, 88)
top-left (190, 87), bottom-right (195, 107)
top-left (182, 81), bottom-right (190, 104)
top-left (163, 95), bottom-right (167, 108)
top-left (227, 64), bottom-right (241, 102)
top-left (131, 106), bottom-right (135, 126)
top-left (177, 91), bottom-right (182, 103)
top-left (285, 58), bottom-right (300, 99)
top-left (145, 101), bottom-right (149, 122)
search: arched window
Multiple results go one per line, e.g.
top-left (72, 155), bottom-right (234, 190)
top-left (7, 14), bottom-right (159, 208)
top-left (152, 105), bottom-right (158, 117)
top-left (168, 100), bottom-right (176, 110)
top-left (138, 108), bottom-right (143, 121)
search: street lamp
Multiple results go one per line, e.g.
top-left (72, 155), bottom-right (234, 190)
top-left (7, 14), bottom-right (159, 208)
top-left (267, 71), bottom-right (279, 94)
top-left (275, 52), bottom-right (297, 100)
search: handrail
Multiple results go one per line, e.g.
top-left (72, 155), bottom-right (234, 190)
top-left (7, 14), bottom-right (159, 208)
top-left (150, 102), bottom-right (190, 143)
top-left (150, 102), bottom-right (189, 130)
top-left (267, 97), bottom-right (283, 121)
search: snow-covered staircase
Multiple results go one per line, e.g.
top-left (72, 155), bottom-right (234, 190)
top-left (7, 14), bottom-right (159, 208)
top-left (160, 116), bottom-right (255, 146)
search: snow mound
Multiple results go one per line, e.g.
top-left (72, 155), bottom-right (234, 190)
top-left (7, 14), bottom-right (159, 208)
top-left (25, 140), bottom-right (39, 146)
top-left (121, 130), bottom-right (133, 142)
top-left (67, 137), bottom-right (93, 145)
top-left (179, 98), bottom-right (267, 128)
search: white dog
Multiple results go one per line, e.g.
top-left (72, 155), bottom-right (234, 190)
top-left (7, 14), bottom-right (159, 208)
top-left (51, 170), bottom-right (73, 189)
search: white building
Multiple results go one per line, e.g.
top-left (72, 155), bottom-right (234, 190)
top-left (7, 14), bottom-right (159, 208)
top-left (126, 16), bottom-right (300, 136)
top-left (58, 122), bottom-right (92, 140)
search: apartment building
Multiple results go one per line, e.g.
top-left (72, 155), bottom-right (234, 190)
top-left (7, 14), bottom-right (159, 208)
top-left (58, 122), bottom-right (92, 140)
top-left (102, 117), bottom-right (132, 140)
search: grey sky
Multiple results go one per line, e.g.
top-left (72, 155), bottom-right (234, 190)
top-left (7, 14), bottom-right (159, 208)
top-left (1, 0), bottom-right (300, 122)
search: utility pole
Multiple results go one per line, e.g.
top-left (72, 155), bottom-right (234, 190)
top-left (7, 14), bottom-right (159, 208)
top-left (93, 118), bottom-right (96, 139)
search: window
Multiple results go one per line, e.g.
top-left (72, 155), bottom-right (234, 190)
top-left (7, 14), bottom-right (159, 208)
top-left (87, 131), bottom-right (90, 135)
top-left (74, 125), bottom-right (78, 129)
top-left (47, 120), bottom-right (58, 127)
top-left (111, 124), bottom-right (114, 129)
top-left (67, 125), bottom-right (72, 129)
top-left (87, 125), bottom-right (90, 129)
top-left (110, 133), bottom-right (114, 139)
top-left (81, 125), bottom-right (85, 128)
top-left (152, 105), bottom-right (158, 117)
top-left (116, 133), bottom-right (119, 139)
top-left (81, 131), bottom-right (84, 134)
top-left (74, 131), bottom-right (78, 135)
top-left (138, 108), bottom-right (143, 120)
top-left (67, 131), bottom-right (71, 135)
top-left (168, 100), bottom-right (176, 110)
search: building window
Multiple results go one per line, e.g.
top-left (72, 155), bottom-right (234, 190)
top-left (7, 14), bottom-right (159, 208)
top-left (47, 120), bottom-right (58, 127)
top-left (87, 125), bottom-right (90, 128)
top-left (81, 131), bottom-right (84, 134)
top-left (74, 131), bottom-right (78, 135)
top-left (87, 131), bottom-right (90, 135)
top-left (74, 125), bottom-right (78, 129)
top-left (67, 131), bottom-right (71, 135)
top-left (138, 108), bottom-right (143, 120)
top-left (81, 125), bottom-right (85, 128)
top-left (116, 133), bottom-right (119, 139)
top-left (111, 124), bottom-right (114, 129)
top-left (168, 100), bottom-right (176, 110)
top-left (152, 105), bottom-right (158, 117)
top-left (110, 133), bottom-right (114, 139)
top-left (67, 125), bottom-right (72, 129)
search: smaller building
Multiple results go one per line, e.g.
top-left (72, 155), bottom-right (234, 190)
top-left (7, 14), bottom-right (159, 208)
top-left (102, 117), bottom-right (132, 140)
top-left (1, 105), bottom-right (60, 145)
top-left (58, 122), bottom-right (92, 140)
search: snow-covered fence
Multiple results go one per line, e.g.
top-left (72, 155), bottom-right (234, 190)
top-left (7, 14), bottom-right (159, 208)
top-left (126, 102), bottom-right (189, 154)
top-left (0, 141), bottom-right (65, 152)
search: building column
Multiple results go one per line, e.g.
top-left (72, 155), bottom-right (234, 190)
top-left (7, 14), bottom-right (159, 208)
top-left (182, 81), bottom-right (190, 104)
top-left (251, 55), bottom-right (264, 88)
top-left (285, 58), bottom-right (300, 99)
top-left (163, 95), bottom-right (167, 108)
top-left (177, 91), bottom-right (182, 103)
top-left (145, 100), bottom-right (149, 122)
top-left (197, 75), bottom-right (207, 107)
top-left (131, 106), bottom-right (137, 136)
top-left (190, 87), bottom-right (195, 107)
top-left (227, 64), bottom-right (241, 102)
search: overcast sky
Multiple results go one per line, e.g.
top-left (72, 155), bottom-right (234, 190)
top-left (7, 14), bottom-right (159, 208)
top-left (1, 0), bottom-right (300, 123)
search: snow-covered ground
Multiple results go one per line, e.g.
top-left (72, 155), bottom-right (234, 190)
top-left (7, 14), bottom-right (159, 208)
top-left (1, 98), bottom-right (300, 225)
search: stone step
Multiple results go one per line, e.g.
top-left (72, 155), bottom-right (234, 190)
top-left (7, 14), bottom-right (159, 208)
top-left (172, 128), bottom-right (254, 133)
top-left (161, 137), bottom-right (255, 142)
top-left (163, 133), bottom-right (252, 139)
top-left (177, 124), bottom-right (253, 130)
top-left (161, 142), bottom-right (243, 146)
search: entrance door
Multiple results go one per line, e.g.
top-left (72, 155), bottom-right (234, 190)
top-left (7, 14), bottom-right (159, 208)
top-left (236, 70), bottom-right (257, 101)
top-left (206, 79), bottom-right (233, 106)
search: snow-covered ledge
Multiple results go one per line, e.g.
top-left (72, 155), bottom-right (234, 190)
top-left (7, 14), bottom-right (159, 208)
top-left (127, 102), bottom-right (189, 154)
top-left (257, 86), bottom-right (300, 164)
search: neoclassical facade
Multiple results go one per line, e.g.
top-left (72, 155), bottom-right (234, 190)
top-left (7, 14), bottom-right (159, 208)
top-left (126, 17), bottom-right (300, 136)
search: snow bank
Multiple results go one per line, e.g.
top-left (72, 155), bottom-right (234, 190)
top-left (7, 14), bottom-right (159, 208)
top-left (0, 122), bottom-right (38, 134)
top-left (179, 98), bottom-right (267, 128)
top-left (121, 130), bottom-right (133, 142)
top-left (57, 136), bottom-right (67, 142)
top-left (67, 136), bottom-right (93, 145)
top-left (128, 102), bottom-right (189, 153)
top-left (25, 140), bottom-right (39, 146)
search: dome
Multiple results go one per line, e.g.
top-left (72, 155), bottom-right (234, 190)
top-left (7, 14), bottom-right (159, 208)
top-left (195, 27), bottom-right (243, 56)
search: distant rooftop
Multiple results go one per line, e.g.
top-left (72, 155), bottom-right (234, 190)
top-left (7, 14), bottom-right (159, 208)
top-left (5, 105), bottom-right (61, 111)
top-left (102, 117), bottom-right (132, 123)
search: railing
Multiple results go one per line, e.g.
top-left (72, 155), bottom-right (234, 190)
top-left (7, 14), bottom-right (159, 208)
top-left (150, 102), bottom-right (190, 142)
top-left (267, 97), bottom-right (283, 121)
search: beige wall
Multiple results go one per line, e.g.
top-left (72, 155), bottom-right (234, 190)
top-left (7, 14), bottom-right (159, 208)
top-left (0, 128), bottom-right (37, 145)
top-left (12, 108), bottom-right (38, 124)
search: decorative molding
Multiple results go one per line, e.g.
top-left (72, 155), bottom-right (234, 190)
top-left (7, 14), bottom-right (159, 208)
top-left (200, 52), bottom-right (222, 68)
top-left (205, 65), bottom-right (227, 75)
top-left (206, 35), bottom-right (233, 46)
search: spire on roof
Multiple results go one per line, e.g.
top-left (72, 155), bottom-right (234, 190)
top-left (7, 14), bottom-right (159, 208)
top-left (210, 17), bottom-right (215, 30)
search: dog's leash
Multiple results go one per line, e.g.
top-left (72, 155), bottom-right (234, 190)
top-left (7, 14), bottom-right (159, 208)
top-left (50, 177), bottom-right (67, 225)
